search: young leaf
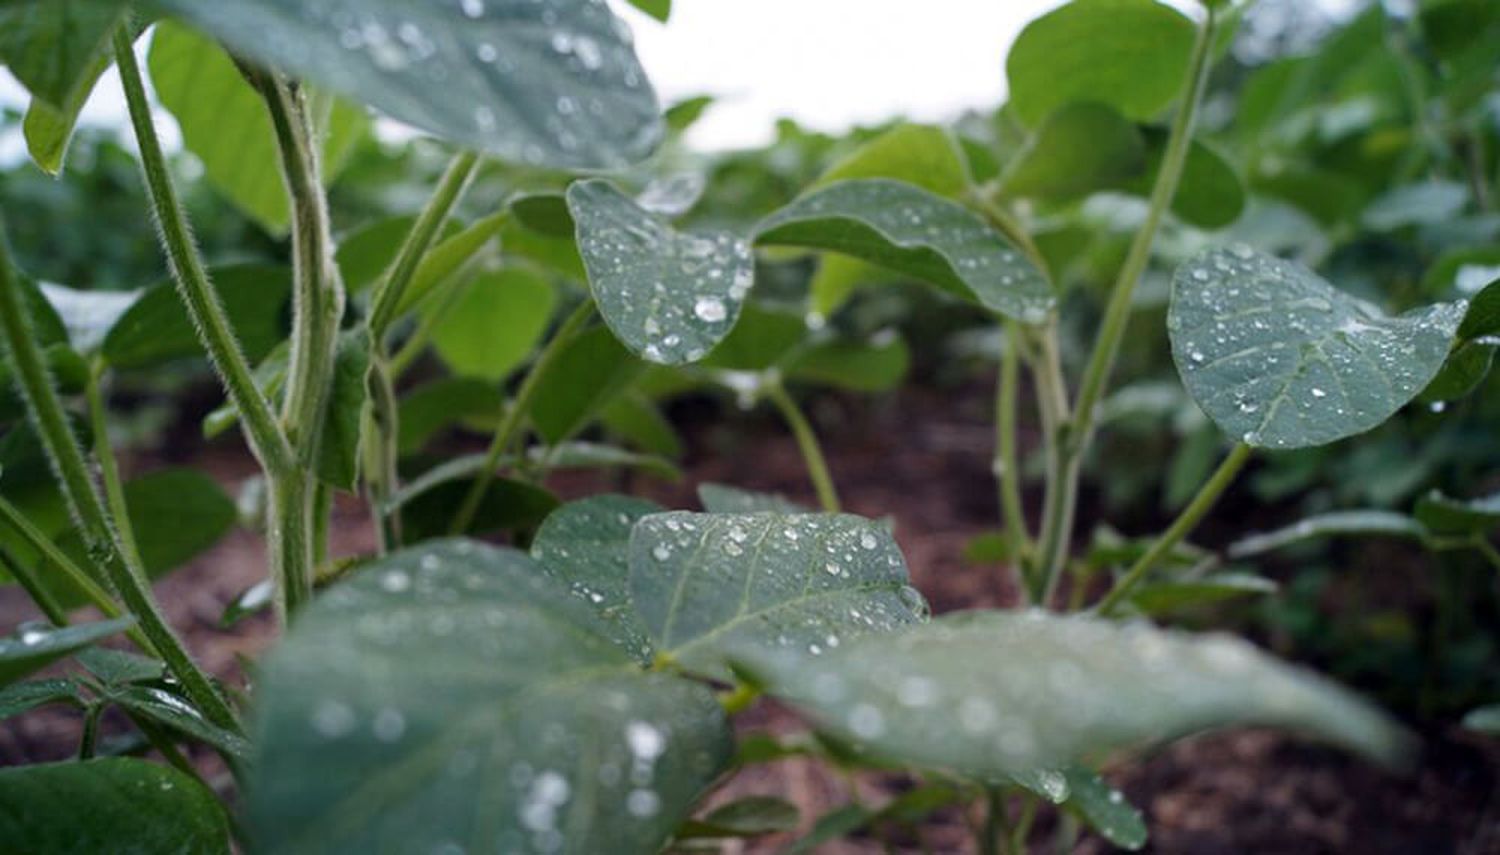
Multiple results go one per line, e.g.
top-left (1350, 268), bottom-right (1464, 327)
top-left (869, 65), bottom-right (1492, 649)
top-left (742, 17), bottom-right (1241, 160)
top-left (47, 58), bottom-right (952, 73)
top-left (1005, 0), bottom-right (1197, 127)
top-left (755, 180), bottom-right (1054, 325)
top-left (1227, 510), bottom-right (1426, 559)
top-left (629, 511), bottom-right (928, 678)
top-left (102, 265), bottom-right (293, 369)
top-left (813, 123), bottom-right (971, 198)
top-left (1169, 246), bottom-right (1464, 449)
top-left (246, 540), bottom-right (733, 854)
top-left (148, 21), bottom-right (369, 234)
top-left (0, 618), bottom-right (134, 687)
top-left (734, 611), bottom-right (1411, 780)
top-left (531, 495), bottom-right (666, 664)
top-left (1000, 103), bottom-right (1147, 200)
top-left (1062, 767), bottom-right (1147, 851)
top-left (1129, 572), bottom-right (1278, 615)
top-left (530, 326), bottom-right (647, 443)
top-left (0, 759), bottom-right (231, 854)
top-left (430, 270), bottom-right (556, 381)
top-left (1413, 489), bottom-right (1500, 536)
top-left (108, 685), bottom-right (253, 758)
top-left (150, 0), bottom-right (663, 169)
top-left (567, 180), bottom-right (753, 365)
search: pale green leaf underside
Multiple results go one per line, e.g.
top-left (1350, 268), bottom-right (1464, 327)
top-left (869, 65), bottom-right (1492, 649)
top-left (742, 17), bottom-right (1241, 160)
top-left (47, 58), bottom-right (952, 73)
top-left (754, 179), bottom-right (1054, 325)
top-left (629, 511), bottom-right (927, 678)
top-left (150, 0), bottom-right (662, 169)
top-left (1170, 246), bottom-right (1464, 449)
top-left (735, 611), bottom-right (1411, 780)
top-left (568, 180), bottom-right (753, 365)
top-left (248, 540), bottom-right (731, 855)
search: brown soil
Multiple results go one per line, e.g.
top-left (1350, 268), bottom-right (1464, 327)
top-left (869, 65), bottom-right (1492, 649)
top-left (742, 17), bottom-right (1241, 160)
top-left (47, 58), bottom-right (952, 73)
top-left (3, 380), bottom-right (1498, 853)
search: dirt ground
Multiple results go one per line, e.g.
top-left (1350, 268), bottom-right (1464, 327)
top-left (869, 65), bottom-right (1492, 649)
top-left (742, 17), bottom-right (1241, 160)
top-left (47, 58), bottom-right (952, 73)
top-left (2, 379), bottom-right (1498, 853)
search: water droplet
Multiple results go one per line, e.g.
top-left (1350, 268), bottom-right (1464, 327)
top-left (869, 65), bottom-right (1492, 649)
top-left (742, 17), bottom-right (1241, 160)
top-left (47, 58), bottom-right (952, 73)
top-left (460, 0), bottom-right (484, 18)
top-left (625, 721), bottom-right (665, 759)
top-left (626, 788), bottom-right (660, 818)
top-left (693, 296), bottom-right (727, 323)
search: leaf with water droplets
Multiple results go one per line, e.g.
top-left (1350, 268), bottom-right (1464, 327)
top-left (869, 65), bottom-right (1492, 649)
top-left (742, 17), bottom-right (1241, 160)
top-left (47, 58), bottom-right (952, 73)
top-left (1062, 767), bottom-right (1147, 851)
top-left (531, 495), bottom-right (665, 664)
top-left (567, 180), bottom-right (753, 365)
top-left (754, 179), bottom-right (1054, 325)
top-left (734, 611), bottom-right (1412, 781)
top-left (247, 540), bottom-right (733, 854)
top-left (629, 512), bottom-right (927, 679)
top-left (0, 679), bottom-right (85, 720)
top-left (0, 618), bottom-right (134, 688)
top-left (108, 685), bottom-right (252, 758)
top-left (1170, 246), bottom-right (1464, 449)
top-left (1227, 510), bottom-right (1425, 560)
top-left (0, 758), bottom-right (232, 854)
top-left (1414, 489), bottom-right (1500, 536)
top-left (150, 0), bottom-right (662, 168)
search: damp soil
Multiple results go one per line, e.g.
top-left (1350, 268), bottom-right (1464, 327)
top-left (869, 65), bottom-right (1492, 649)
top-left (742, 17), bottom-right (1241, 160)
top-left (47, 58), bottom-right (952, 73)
top-left (2, 379), bottom-right (1497, 854)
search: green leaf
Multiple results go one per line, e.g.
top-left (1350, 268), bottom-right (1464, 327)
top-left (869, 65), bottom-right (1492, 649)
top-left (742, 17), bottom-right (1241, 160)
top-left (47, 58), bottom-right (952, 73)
top-left (696, 484), bottom-right (808, 515)
top-left (1227, 510), bottom-right (1426, 560)
top-left (0, 618), bottom-right (134, 687)
top-left (788, 332), bottom-right (910, 392)
top-left (108, 685), bottom-right (252, 757)
top-left (1169, 246), bottom-right (1464, 449)
top-left (678, 796), bottom-right (799, 839)
top-left (316, 331), bottom-right (371, 491)
top-left (76, 648), bottom-right (165, 686)
top-left (1062, 767), bottom-right (1147, 851)
top-left (531, 495), bottom-right (665, 664)
top-left (626, 0), bottom-right (671, 23)
top-left (1361, 181), bottom-right (1470, 232)
top-left (698, 304), bottom-right (807, 371)
top-left (0, 0), bottom-right (125, 109)
top-left (599, 394), bottom-right (683, 458)
top-left (629, 511), bottom-right (927, 678)
top-left (567, 180), bottom-right (753, 365)
top-left (396, 377), bottom-right (504, 455)
top-left (429, 269), bottom-right (555, 381)
top-left (151, 0), bottom-right (663, 169)
top-left (1005, 0), bottom-right (1197, 127)
top-left (511, 193), bottom-right (577, 237)
top-left (1000, 103), bottom-right (1147, 200)
top-left (808, 253), bottom-right (892, 319)
top-left (337, 216), bottom-right (460, 294)
top-left (0, 678), bottom-right (85, 720)
top-left (1463, 705), bottom-right (1500, 734)
top-left (663, 94), bottom-right (713, 134)
top-left (1413, 489), bottom-right (1500, 536)
top-left (0, 758), bottom-right (231, 854)
top-left (755, 179), bottom-right (1054, 324)
top-left (813, 123), bottom-right (970, 198)
top-left (148, 21), bottom-right (368, 234)
top-left (21, 35), bottom-right (114, 175)
top-left (1129, 572), bottom-right (1278, 615)
top-left (1419, 341), bottom-right (1494, 403)
top-left (246, 540), bottom-right (732, 853)
top-left (32, 283), bottom-right (141, 353)
top-left (530, 325), bottom-right (647, 443)
top-left (1129, 131), bottom-right (1245, 229)
top-left (1459, 277), bottom-right (1500, 340)
top-left (395, 212), bottom-right (511, 316)
top-left (102, 265), bottom-right (292, 369)
top-left (399, 477), bottom-right (558, 541)
top-left (734, 611), bottom-right (1411, 780)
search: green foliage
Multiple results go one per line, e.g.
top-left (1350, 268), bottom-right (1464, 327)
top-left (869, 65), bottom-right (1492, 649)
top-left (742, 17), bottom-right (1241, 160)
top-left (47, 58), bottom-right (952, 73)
top-left (0, 619), bottom-right (133, 686)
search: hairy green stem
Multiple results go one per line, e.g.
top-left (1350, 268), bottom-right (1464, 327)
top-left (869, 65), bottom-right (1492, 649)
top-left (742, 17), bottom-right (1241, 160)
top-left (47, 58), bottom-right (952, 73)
top-left (1095, 443), bottom-right (1252, 616)
top-left (365, 359), bottom-right (402, 553)
top-left (0, 226), bottom-right (239, 734)
top-left (450, 301), bottom-right (595, 536)
top-left (112, 29), bottom-right (292, 476)
top-left (765, 381), bottom-right (842, 514)
top-left (85, 363), bottom-right (146, 581)
top-left (996, 321), bottom-right (1031, 586)
top-left (1036, 7), bottom-right (1219, 596)
top-left (1029, 325), bottom-right (1075, 606)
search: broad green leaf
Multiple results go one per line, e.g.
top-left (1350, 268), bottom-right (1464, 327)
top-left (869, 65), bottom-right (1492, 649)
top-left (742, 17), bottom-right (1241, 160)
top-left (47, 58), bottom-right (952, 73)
top-left (511, 193), bottom-right (576, 237)
top-left (735, 611), bottom-right (1411, 779)
top-left (0, 0), bottom-right (125, 109)
top-left (148, 22), bottom-right (369, 234)
top-left (1127, 131), bottom-right (1245, 229)
top-left (1459, 277), bottom-right (1500, 340)
top-left (430, 269), bottom-right (555, 381)
top-left (1000, 103), bottom-right (1147, 200)
top-left (678, 796), bottom-right (799, 839)
top-left (696, 484), bottom-right (808, 515)
top-left (1169, 247), bottom-right (1464, 449)
top-left (1362, 181), bottom-right (1470, 232)
top-left (151, 0), bottom-right (663, 169)
top-left (399, 476), bottom-right (558, 541)
top-left (395, 212), bottom-right (511, 316)
top-left (316, 331), bottom-right (370, 491)
top-left (531, 495), bottom-right (666, 664)
top-left (0, 678), bottom-right (85, 719)
top-left (755, 180), bottom-right (1054, 324)
top-left (1005, 0), bottom-right (1197, 127)
top-left (808, 253), bottom-right (893, 319)
top-left (33, 283), bottom-right (140, 353)
top-left (108, 685), bottom-right (252, 758)
top-left (102, 265), bottom-right (292, 369)
top-left (1063, 767), bottom-right (1147, 851)
top-left (21, 34), bottom-right (115, 175)
top-left (246, 540), bottom-right (732, 854)
top-left (1419, 341), bottom-right (1494, 403)
top-left (0, 758), bottom-right (231, 854)
top-left (813, 123), bottom-right (970, 198)
top-left (699, 304), bottom-right (807, 371)
top-left (1413, 489), bottom-right (1500, 536)
top-left (0, 618), bottom-right (133, 687)
top-left (599, 394), bottom-right (683, 458)
top-left (1129, 572), bottom-right (1278, 615)
top-left (530, 326), bottom-right (647, 443)
top-left (1464, 705), bottom-right (1500, 734)
top-left (629, 511), bottom-right (927, 678)
top-left (1227, 510), bottom-right (1425, 559)
top-left (626, 0), bottom-right (671, 23)
top-left (788, 332), bottom-right (909, 393)
top-left (337, 216), bottom-right (459, 294)
top-left (396, 377), bottom-right (504, 455)
top-left (568, 180), bottom-right (753, 365)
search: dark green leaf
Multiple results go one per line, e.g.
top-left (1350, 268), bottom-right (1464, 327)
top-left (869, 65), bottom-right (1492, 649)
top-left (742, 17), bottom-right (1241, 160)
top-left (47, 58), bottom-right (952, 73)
top-left (0, 0), bottom-right (125, 109)
top-left (1419, 341), bottom-right (1494, 403)
top-left (1228, 510), bottom-right (1426, 559)
top-left (246, 540), bottom-right (733, 854)
top-left (755, 180), bottom-right (1054, 324)
top-left (399, 476), bottom-right (558, 541)
top-left (1129, 572), bottom-right (1279, 615)
top-left (1063, 767), bottom-right (1147, 851)
top-left (21, 32), bottom-right (115, 175)
top-left (0, 618), bottom-right (134, 687)
top-left (1413, 489), bottom-right (1500, 536)
top-left (530, 325), bottom-right (647, 443)
top-left (1127, 131), bottom-right (1245, 229)
top-left (396, 377), bottom-right (504, 455)
top-left (109, 685), bottom-right (252, 757)
top-left (1459, 277), bottom-right (1500, 340)
top-left (0, 678), bottom-right (85, 720)
top-left (0, 758), bottom-right (231, 854)
top-left (677, 796), bottom-right (799, 839)
top-left (102, 265), bottom-right (292, 369)
top-left (510, 193), bottom-right (576, 237)
top-left (151, 0), bottom-right (663, 169)
top-left (788, 332), bottom-right (909, 392)
top-left (1170, 247), bottom-right (1463, 449)
top-left (76, 648), bottom-right (165, 686)
top-left (629, 511), bottom-right (927, 678)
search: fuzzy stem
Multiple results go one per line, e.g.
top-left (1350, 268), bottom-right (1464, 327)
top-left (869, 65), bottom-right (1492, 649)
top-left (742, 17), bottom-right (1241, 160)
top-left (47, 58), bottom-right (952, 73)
top-left (85, 363), bottom-right (146, 581)
top-left (449, 301), bottom-right (595, 536)
top-left (996, 321), bottom-right (1031, 579)
top-left (1095, 443), bottom-right (1251, 616)
top-left (112, 28), bottom-right (292, 476)
top-left (765, 381), bottom-right (842, 514)
top-left (1029, 325), bottom-right (1075, 606)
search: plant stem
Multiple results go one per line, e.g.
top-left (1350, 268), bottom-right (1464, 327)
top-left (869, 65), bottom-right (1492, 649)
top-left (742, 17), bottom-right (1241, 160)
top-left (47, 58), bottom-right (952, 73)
top-left (85, 363), bottom-right (146, 581)
top-left (112, 28), bottom-right (292, 476)
top-left (1035, 7), bottom-right (1219, 597)
top-left (78, 704), bottom-right (103, 759)
top-left (365, 358), bottom-right (402, 553)
top-left (996, 321), bottom-right (1031, 571)
top-left (0, 224), bottom-right (240, 735)
top-left (1029, 325), bottom-right (1074, 606)
top-left (765, 380), bottom-right (842, 514)
top-left (449, 301), bottom-right (595, 536)
top-left (1095, 443), bottom-right (1252, 616)
top-left (981, 789), bottom-right (1009, 855)
top-left (0, 546), bottom-right (68, 626)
